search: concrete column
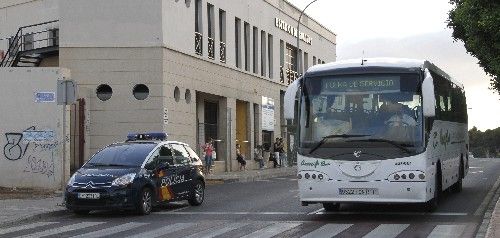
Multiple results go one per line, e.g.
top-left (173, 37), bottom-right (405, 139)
top-left (219, 97), bottom-right (236, 172)
top-left (247, 102), bottom-right (254, 161)
top-left (254, 103), bottom-right (263, 146)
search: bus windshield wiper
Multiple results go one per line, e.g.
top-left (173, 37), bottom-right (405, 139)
top-left (309, 134), bottom-right (371, 155)
top-left (347, 138), bottom-right (412, 154)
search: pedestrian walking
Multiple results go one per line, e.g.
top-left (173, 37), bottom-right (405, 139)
top-left (201, 138), bottom-right (214, 174)
top-left (279, 138), bottom-right (288, 167)
top-left (236, 144), bottom-right (246, 171)
top-left (263, 143), bottom-right (274, 168)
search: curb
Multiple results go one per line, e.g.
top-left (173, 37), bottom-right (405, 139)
top-left (476, 175), bottom-right (500, 238)
top-left (485, 196), bottom-right (500, 238)
top-left (0, 209), bottom-right (69, 228)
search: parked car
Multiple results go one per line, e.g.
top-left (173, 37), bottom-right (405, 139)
top-left (65, 132), bottom-right (205, 215)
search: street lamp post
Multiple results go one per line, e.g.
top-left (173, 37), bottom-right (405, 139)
top-left (296, 0), bottom-right (319, 75)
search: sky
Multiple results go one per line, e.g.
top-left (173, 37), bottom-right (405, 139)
top-left (287, 0), bottom-right (500, 131)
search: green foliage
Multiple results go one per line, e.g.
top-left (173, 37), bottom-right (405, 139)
top-left (448, 0), bottom-right (500, 94)
top-left (469, 126), bottom-right (500, 157)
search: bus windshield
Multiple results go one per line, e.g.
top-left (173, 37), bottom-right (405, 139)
top-left (299, 73), bottom-right (424, 158)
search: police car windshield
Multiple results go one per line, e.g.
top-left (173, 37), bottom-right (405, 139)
top-left (86, 143), bottom-right (157, 167)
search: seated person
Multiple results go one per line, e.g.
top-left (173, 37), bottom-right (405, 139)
top-left (379, 96), bottom-right (416, 127)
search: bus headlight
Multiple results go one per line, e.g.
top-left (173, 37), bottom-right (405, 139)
top-left (388, 171), bottom-right (425, 182)
top-left (298, 171), bottom-right (329, 181)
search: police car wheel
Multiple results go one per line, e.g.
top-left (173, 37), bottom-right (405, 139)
top-left (188, 180), bottom-right (204, 206)
top-left (137, 187), bottom-right (153, 215)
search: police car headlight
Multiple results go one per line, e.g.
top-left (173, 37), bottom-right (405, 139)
top-left (112, 173), bottom-right (137, 187)
top-left (67, 173), bottom-right (77, 187)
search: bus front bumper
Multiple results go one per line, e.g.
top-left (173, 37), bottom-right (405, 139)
top-left (299, 180), bottom-right (432, 204)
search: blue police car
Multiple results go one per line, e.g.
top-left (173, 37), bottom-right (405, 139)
top-left (65, 133), bottom-right (205, 215)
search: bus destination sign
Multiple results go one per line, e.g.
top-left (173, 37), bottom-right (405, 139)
top-left (321, 76), bottom-right (400, 93)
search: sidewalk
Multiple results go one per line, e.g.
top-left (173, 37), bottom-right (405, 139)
top-left (0, 166), bottom-right (296, 227)
top-left (485, 193), bottom-right (500, 238)
top-left (206, 166), bottom-right (297, 184)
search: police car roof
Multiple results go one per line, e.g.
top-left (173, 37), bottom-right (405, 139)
top-left (125, 140), bottom-right (188, 146)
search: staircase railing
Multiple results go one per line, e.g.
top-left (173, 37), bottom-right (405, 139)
top-left (0, 20), bottom-right (59, 67)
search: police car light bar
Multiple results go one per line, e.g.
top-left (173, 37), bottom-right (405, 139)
top-left (127, 132), bottom-right (168, 141)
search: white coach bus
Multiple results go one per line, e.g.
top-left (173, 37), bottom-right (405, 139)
top-left (284, 58), bottom-right (469, 211)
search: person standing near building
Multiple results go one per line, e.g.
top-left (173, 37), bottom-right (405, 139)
top-left (254, 144), bottom-right (264, 169)
top-left (236, 144), bottom-right (246, 171)
top-left (273, 138), bottom-right (284, 167)
top-left (201, 138), bottom-right (214, 174)
top-left (280, 138), bottom-right (288, 167)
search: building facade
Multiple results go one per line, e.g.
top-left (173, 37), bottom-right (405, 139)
top-left (1, 0), bottom-right (336, 173)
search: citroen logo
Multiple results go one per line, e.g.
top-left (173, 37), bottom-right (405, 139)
top-left (354, 164), bottom-right (362, 171)
top-left (85, 181), bottom-right (95, 188)
top-left (353, 150), bottom-right (362, 158)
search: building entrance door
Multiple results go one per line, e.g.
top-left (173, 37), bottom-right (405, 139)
top-left (204, 101), bottom-right (218, 157)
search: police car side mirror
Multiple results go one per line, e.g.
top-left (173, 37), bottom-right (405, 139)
top-left (422, 69), bottom-right (436, 117)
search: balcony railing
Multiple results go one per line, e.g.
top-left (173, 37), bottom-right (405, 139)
top-left (280, 66), bottom-right (299, 85)
top-left (195, 32), bottom-right (203, 56)
top-left (208, 37), bottom-right (215, 60)
top-left (220, 42), bottom-right (226, 63)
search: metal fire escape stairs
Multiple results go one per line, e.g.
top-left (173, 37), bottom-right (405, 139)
top-left (0, 20), bottom-right (59, 67)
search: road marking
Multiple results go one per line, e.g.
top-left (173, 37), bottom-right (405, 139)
top-left (470, 167), bottom-right (483, 169)
top-left (154, 211), bottom-right (305, 215)
top-left (301, 223), bottom-right (352, 238)
top-left (427, 224), bottom-right (466, 238)
top-left (241, 222), bottom-right (301, 238)
top-left (312, 210), bottom-right (467, 216)
top-left (0, 222), bottom-right (58, 235)
top-left (17, 222), bottom-right (104, 238)
top-left (126, 223), bottom-right (194, 238)
top-left (470, 171), bottom-right (484, 174)
top-left (169, 206), bottom-right (190, 213)
top-left (475, 174), bottom-right (500, 216)
top-left (362, 224), bottom-right (409, 238)
top-left (307, 208), bottom-right (325, 215)
top-left (71, 222), bottom-right (147, 238)
top-left (184, 222), bottom-right (248, 238)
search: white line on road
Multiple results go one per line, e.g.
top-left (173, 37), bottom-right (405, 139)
top-left (427, 224), bottom-right (466, 238)
top-left (0, 222), bottom-right (58, 235)
top-left (307, 208), bottom-right (325, 215)
top-left (362, 224), bottom-right (409, 238)
top-left (126, 223), bottom-right (194, 238)
top-left (17, 222), bottom-right (104, 238)
top-left (301, 223), bottom-right (352, 238)
top-left (240, 222), bottom-right (301, 238)
top-left (71, 222), bottom-right (147, 238)
top-left (184, 222), bottom-right (249, 238)
top-left (312, 210), bottom-right (468, 216)
top-left (154, 211), bottom-right (305, 215)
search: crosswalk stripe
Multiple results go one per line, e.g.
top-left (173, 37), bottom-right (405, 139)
top-left (184, 222), bottom-right (249, 238)
top-left (71, 222), bottom-right (147, 238)
top-left (16, 222), bottom-right (104, 238)
top-left (241, 222), bottom-right (301, 238)
top-left (125, 223), bottom-right (194, 238)
top-left (301, 224), bottom-right (352, 238)
top-left (427, 224), bottom-right (466, 238)
top-left (0, 222), bottom-right (59, 235)
top-left (362, 224), bottom-right (409, 238)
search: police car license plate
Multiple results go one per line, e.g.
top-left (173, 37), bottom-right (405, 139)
top-left (339, 188), bottom-right (378, 195)
top-left (78, 193), bottom-right (100, 199)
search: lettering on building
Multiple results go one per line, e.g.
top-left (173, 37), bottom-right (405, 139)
top-left (275, 18), bottom-right (312, 45)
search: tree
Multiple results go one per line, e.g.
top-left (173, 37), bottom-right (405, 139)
top-left (448, 0), bottom-right (500, 95)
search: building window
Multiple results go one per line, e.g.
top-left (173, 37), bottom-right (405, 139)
top-left (96, 84), bottom-right (113, 101)
top-left (280, 40), bottom-right (284, 83)
top-left (23, 33), bottom-right (34, 51)
top-left (219, 9), bottom-right (226, 63)
top-left (244, 22), bottom-right (250, 71)
top-left (298, 49), bottom-right (303, 75)
top-left (194, 0), bottom-right (203, 56)
top-left (207, 3), bottom-right (215, 59)
top-left (318, 58), bottom-right (322, 65)
top-left (185, 89), bottom-right (192, 104)
top-left (268, 34), bottom-right (273, 79)
top-left (235, 18), bottom-right (241, 68)
top-left (133, 84), bottom-right (149, 100)
top-left (260, 30), bottom-right (266, 77)
top-left (174, 86), bottom-right (180, 102)
top-left (304, 52), bottom-right (309, 72)
top-left (253, 26), bottom-right (258, 74)
top-left (285, 43), bottom-right (298, 84)
top-left (313, 56), bottom-right (317, 66)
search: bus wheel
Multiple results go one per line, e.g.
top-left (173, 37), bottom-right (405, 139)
top-left (323, 203), bottom-right (340, 211)
top-left (451, 161), bottom-right (464, 193)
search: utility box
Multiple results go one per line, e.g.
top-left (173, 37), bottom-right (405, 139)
top-left (0, 68), bottom-right (71, 190)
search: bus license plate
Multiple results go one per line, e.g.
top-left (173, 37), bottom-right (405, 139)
top-left (78, 193), bottom-right (100, 199)
top-left (339, 188), bottom-right (378, 195)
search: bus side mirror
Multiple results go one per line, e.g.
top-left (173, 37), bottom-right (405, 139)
top-left (284, 78), bottom-right (300, 119)
top-left (422, 69), bottom-right (436, 117)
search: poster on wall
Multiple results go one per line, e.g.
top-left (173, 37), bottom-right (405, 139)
top-left (262, 96), bottom-right (275, 131)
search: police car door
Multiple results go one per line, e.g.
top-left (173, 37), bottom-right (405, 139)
top-left (155, 144), bottom-right (178, 202)
top-left (170, 143), bottom-right (192, 199)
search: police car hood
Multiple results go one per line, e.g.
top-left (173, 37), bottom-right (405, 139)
top-left (75, 167), bottom-right (140, 184)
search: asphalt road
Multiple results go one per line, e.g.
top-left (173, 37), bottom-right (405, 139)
top-left (1, 158), bottom-right (500, 238)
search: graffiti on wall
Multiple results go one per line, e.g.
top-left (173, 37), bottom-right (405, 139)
top-left (3, 126), bottom-right (60, 179)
